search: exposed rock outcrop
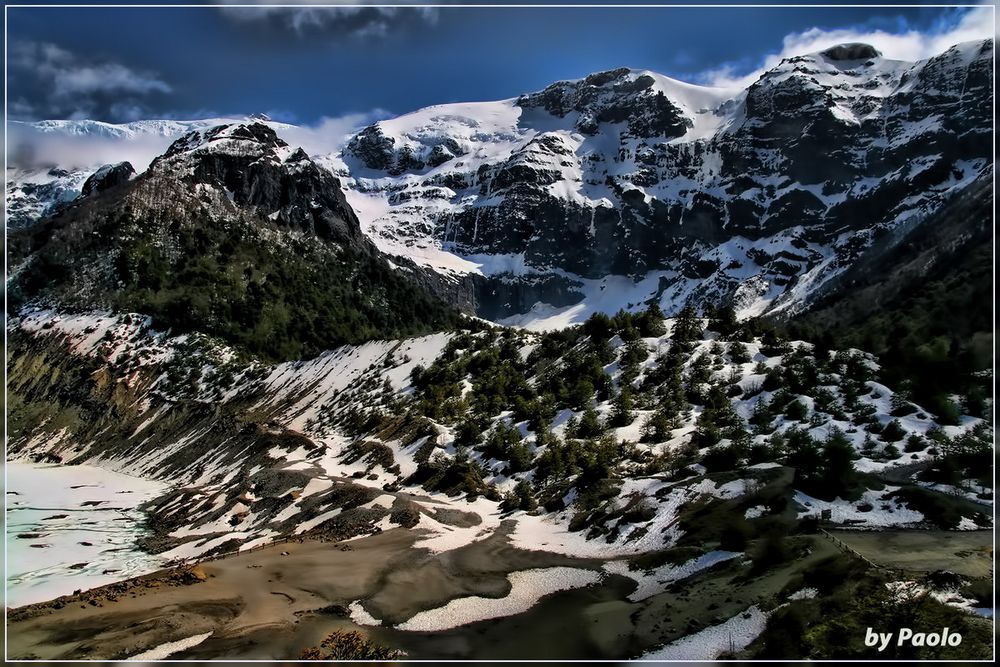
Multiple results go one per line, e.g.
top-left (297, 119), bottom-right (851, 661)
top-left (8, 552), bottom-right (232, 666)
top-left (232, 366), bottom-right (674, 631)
top-left (80, 162), bottom-right (135, 198)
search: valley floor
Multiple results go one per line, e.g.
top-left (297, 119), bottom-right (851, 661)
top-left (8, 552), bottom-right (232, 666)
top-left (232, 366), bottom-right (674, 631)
top-left (6, 523), bottom-right (833, 661)
top-left (5, 463), bottom-right (992, 661)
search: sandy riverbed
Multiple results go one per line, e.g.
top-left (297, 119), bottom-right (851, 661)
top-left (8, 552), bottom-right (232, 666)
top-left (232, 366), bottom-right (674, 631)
top-left (7, 525), bottom-right (857, 660)
top-left (6, 523), bottom-right (609, 660)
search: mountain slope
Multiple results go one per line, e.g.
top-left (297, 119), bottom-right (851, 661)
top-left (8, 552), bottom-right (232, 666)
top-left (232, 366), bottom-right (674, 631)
top-left (5, 116), bottom-right (296, 229)
top-left (7, 122), bottom-right (463, 361)
top-left (787, 168), bottom-right (993, 407)
top-left (8, 304), bottom-right (991, 563)
top-left (337, 39), bottom-right (992, 324)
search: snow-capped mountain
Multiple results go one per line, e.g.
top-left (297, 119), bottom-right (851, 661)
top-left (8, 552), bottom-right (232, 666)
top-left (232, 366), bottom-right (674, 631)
top-left (6, 121), bottom-right (463, 361)
top-left (20, 116), bottom-right (293, 141)
top-left (5, 116), bottom-right (295, 229)
top-left (5, 39), bottom-right (993, 328)
top-left (337, 39), bottom-right (992, 325)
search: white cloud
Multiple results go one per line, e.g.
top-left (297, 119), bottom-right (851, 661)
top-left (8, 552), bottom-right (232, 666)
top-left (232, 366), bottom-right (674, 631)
top-left (8, 125), bottom-right (182, 172)
top-left (53, 64), bottom-right (170, 97)
top-left (699, 6), bottom-right (995, 89)
top-left (7, 110), bottom-right (389, 173)
top-left (281, 109), bottom-right (392, 155)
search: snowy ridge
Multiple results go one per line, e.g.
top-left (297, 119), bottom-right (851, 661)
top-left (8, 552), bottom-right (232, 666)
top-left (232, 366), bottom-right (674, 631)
top-left (13, 117), bottom-right (297, 142)
top-left (640, 70), bottom-right (741, 139)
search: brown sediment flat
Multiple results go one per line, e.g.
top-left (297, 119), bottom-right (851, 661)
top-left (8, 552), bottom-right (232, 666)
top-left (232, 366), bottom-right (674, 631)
top-left (366, 520), bottom-right (597, 624)
top-left (7, 529), bottom-right (855, 660)
top-left (17, 526), bottom-right (980, 660)
top-left (832, 530), bottom-right (993, 578)
top-left (6, 525), bottom-right (601, 660)
top-left (359, 535), bottom-right (847, 660)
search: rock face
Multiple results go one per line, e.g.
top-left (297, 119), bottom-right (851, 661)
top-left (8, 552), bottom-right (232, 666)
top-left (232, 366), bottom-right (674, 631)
top-left (340, 38), bottom-right (993, 321)
top-left (149, 123), bottom-right (364, 248)
top-left (515, 67), bottom-right (692, 138)
top-left (472, 273), bottom-right (585, 321)
top-left (80, 162), bottom-right (135, 198)
top-left (797, 169), bottom-right (992, 336)
top-left (346, 125), bottom-right (399, 173)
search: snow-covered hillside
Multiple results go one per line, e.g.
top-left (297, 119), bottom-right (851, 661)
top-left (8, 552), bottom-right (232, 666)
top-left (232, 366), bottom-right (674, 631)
top-left (8, 306), bottom-right (991, 570)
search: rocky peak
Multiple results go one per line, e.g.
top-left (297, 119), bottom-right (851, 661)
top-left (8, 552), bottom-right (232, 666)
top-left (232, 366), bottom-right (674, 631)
top-left (516, 67), bottom-right (691, 138)
top-left (151, 122), bottom-right (288, 168)
top-left (820, 42), bottom-right (882, 61)
top-left (79, 162), bottom-right (135, 198)
top-left (286, 146), bottom-right (310, 163)
top-left (740, 42), bottom-right (905, 147)
top-left (345, 125), bottom-right (397, 172)
top-left (149, 122), bottom-right (363, 246)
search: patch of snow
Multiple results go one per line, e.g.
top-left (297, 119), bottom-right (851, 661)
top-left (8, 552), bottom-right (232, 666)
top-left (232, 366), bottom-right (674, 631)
top-left (640, 605), bottom-right (769, 660)
top-left (348, 600), bottom-right (383, 627)
top-left (5, 462), bottom-right (169, 607)
top-left (395, 567), bottom-right (601, 631)
top-left (794, 487), bottom-right (924, 528)
top-left (127, 632), bottom-right (213, 660)
top-left (787, 587), bottom-right (818, 600)
top-left (610, 550), bottom-right (742, 602)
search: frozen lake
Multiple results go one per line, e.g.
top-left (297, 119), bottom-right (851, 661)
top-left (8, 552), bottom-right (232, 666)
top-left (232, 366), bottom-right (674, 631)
top-left (5, 462), bottom-right (169, 607)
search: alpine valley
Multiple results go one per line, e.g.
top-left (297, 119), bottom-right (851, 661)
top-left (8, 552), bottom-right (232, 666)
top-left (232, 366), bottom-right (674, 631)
top-left (4, 38), bottom-right (994, 661)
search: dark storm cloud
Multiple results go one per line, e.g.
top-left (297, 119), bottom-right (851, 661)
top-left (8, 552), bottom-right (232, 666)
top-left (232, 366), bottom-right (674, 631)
top-left (218, 3), bottom-right (439, 38)
top-left (8, 40), bottom-right (173, 122)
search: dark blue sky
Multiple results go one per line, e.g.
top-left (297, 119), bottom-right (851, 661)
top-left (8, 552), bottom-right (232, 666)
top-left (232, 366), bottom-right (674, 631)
top-left (6, 2), bottom-right (992, 124)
